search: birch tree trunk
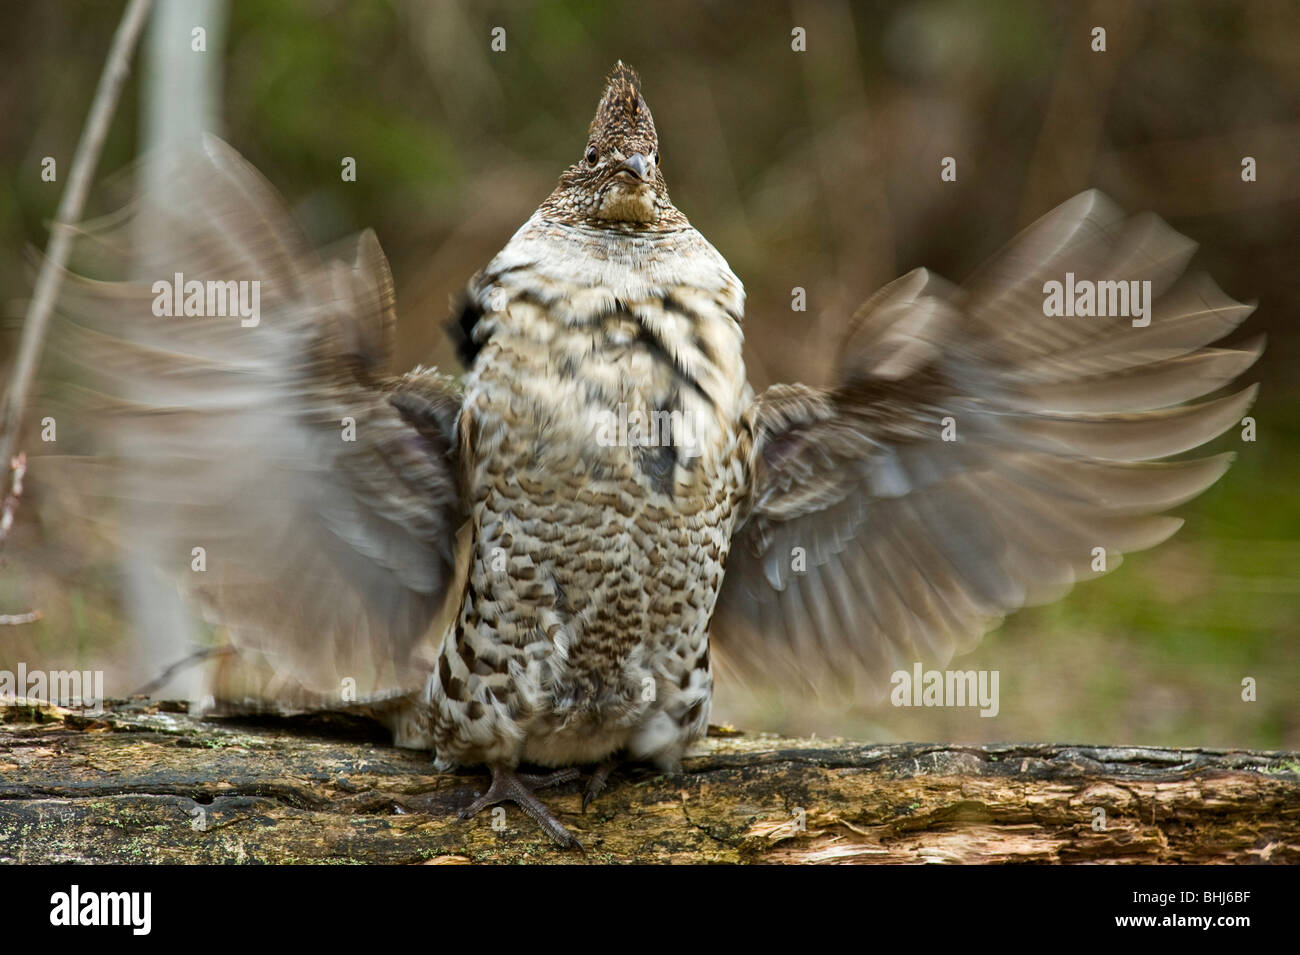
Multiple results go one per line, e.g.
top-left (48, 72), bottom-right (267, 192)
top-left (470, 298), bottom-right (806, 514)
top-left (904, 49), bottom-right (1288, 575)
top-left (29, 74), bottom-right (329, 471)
top-left (121, 0), bottom-right (228, 700)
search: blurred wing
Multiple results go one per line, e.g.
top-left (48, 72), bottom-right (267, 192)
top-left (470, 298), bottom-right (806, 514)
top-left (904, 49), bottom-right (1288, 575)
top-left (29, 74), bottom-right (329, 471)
top-left (713, 190), bottom-right (1261, 700)
top-left (44, 135), bottom-right (464, 706)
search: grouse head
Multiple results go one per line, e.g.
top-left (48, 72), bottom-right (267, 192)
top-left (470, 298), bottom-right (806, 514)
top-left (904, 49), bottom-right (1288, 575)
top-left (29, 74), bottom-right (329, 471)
top-left (541, 63), bottom-right (681, 228)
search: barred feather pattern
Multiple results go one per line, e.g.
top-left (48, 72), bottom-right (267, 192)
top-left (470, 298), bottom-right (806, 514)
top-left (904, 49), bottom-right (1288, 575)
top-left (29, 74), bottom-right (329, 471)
top-left (427, 213), bottom-right (751, 770)
top-left (40, 66), bottom-right (1261, 795)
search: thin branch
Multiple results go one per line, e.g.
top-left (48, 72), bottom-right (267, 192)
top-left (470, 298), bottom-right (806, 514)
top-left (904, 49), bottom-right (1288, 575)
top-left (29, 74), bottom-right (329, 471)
top-left (0, 0), bottom-right (154, 472)
top-left (0, 452), bottom-right (41, 626)
top-left (130, 645), bottom-right (234, 698)
top-left (0, 452), bottom-right (26, 547)
top-left (0, 0), bottom-right (151, 628)
top-left (0, 612), bottom-right (42, 627)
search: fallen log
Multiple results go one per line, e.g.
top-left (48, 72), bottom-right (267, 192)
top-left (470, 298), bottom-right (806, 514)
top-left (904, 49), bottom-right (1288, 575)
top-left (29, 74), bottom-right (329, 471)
top-left (1, 699), bottom-right (1296, 864)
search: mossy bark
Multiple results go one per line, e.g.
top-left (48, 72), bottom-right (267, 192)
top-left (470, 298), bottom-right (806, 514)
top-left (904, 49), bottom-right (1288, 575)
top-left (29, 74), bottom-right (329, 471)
top-left (2, 699), bottom-right (1296, 864)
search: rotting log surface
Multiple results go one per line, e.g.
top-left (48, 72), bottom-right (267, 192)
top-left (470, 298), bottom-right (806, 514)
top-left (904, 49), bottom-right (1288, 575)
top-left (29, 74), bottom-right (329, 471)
top-left (1, 699), bottom-right (1296, 864)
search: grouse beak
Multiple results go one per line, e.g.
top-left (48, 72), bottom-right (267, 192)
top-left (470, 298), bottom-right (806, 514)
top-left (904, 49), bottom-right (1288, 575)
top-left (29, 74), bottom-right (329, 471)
top-left (615, 153), bottom-right (653, 183)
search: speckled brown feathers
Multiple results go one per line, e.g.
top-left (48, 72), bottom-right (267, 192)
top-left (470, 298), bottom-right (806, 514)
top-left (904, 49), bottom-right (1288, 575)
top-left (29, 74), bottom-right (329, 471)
top-left (536, 63), bottom-right (686, 228)
top-left (590, 62), bottom-right (656, 148)
top-left (429, 139), bottom-right (750, 774)
top-left (48, 65), bottom-right (1260, 849)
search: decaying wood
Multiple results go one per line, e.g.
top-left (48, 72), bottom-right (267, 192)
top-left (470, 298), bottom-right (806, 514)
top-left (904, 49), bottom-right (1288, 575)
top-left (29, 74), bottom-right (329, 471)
top-left (1, 699), bottom-right (1296, 864)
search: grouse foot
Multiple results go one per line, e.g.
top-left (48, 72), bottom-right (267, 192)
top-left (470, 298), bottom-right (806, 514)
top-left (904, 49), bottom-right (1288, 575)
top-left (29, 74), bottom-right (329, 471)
top-left (459, 766), bottom-right (583, 849)
top-left (582, 761), bottom-right (617, 812)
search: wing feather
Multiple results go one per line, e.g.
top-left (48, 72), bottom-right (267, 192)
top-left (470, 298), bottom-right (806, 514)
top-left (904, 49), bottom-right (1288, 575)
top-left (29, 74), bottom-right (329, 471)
top-left (41, 136), bottom-right (464, 707)
top-left (713, 192), bottom-right (1260, 699)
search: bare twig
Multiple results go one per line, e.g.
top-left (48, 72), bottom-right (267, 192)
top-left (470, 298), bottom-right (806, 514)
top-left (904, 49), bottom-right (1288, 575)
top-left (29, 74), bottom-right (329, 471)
top-left (0, 452), bottom-right (41, 626)
top-left (0, 452), bottom-right (26, 547)
top-left (0, 612), bottom-right (42, 626)
top-left (0, 0), bottom-right (154, 472)
top-left (130, 645), bottom-right (234, 698)
top-left (0, 0), bottom-right (150, 628)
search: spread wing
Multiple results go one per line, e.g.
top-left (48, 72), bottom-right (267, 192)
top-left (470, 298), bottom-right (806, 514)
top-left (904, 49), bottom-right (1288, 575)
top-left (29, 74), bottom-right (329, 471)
top-left (712, 190), bottom-right (1261, 700)
top-left (43, 135), bottom-right (464, 707)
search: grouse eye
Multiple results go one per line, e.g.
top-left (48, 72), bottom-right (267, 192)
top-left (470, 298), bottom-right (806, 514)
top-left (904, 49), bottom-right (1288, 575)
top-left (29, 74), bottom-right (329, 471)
top-left (652, 150), bottom-right (660, 165)
top-left (585, 146), bottom-right (599, 166)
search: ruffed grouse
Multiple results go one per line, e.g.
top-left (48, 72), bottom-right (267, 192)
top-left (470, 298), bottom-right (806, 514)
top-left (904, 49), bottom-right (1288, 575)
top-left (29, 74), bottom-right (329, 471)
top-left (50, 63), bottom-right (1260, 848)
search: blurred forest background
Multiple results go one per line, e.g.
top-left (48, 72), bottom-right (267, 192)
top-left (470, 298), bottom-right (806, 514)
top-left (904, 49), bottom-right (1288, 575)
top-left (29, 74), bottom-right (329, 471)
top-left (1, 0), bottom-right (1297, 748)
